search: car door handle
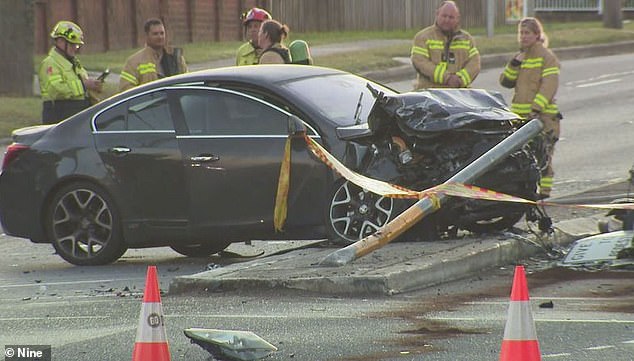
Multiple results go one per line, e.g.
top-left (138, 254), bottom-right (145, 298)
top-left (190, 155), bottom-right (220, 162)
top-left (108, 146), bottom-right (131, 154)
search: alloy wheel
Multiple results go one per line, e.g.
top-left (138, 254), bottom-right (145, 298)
top-left (48, 184), bottom-right (124, 265)
top-left (328, 180), bottom-right (393, 244)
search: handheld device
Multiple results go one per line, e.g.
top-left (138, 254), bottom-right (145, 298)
top-left (97, 68), bottom-right (110, 82)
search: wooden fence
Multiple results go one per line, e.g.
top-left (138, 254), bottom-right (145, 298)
top-left (33, 0), bottom-right (634, 54)
top-left (270, 0), bottom-right (508, 32)
top-left (34, 0), bottom-right (267, 54)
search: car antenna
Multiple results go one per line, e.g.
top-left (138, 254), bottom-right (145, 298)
top-left (353, 91), bottom-right (363, 125)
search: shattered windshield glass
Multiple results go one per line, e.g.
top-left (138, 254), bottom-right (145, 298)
top-left (282, 73), bottom-right (396, 126)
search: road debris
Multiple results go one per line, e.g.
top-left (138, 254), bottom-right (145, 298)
top-left (184, 328), bottom-right (277, 361)
top-left (561, 230), bottom-right (634, 269)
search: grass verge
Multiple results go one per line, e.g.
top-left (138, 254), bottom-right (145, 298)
top-left (3, 21), bottom-right (634, 139)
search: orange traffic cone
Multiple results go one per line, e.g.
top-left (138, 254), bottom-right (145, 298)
top-left (132, 266), bottom-right (171, 361)
top-left (499, 265), bottom-right (541, 361)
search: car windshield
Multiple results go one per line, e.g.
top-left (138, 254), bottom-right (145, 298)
top-left (281, 73), bottom-right (397, 126)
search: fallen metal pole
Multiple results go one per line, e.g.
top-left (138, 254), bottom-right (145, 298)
top-left (319, 119), bottom-right (543, 267)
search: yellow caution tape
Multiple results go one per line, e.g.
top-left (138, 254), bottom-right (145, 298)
top-left (304, 135), bottom-right (420, 199)
top-left (274, 136), bottom-right (292, 232)
top-left (435, 182), bottom-right (634, 210)
top-left (302, 135), bottom-right (634, 211)
top-left (437, 182), bottom-right (534, 204)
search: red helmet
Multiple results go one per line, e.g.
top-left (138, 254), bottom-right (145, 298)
top-left (241, 7), bottom-right (271, 26)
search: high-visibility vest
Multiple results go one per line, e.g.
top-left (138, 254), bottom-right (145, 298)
top-left (38, 47), bottom-right (87, 101)
top-left (236, 41), bottom-right (260, 66)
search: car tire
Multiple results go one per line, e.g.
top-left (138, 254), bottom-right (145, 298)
top-left (461, 205), bottom-right (527, 234)
top-left (45, 181), bottom-right (127, 266)
top-left (170, 242), bottom-right (232, 258)
top-left (325, 179), bottom-right (395, 245)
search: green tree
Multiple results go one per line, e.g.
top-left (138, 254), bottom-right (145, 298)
top-left (0, 0), bottom-right (34, 96)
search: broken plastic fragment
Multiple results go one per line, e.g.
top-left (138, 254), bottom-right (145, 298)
top-left (184, 328), bottom-right (277, 361)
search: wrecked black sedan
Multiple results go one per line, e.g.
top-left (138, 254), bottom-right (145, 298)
top-left (0, 65), bottom-right (539, 265)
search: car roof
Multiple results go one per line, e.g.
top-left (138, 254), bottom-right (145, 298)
top-left (146, 65), bottom-right (350, 89)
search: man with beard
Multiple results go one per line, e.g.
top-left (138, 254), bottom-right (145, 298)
top-left (119, 18), bottom-right (187, 92)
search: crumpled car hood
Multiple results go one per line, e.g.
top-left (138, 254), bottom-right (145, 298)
top-left (368, 88), bottom-right (520, 136)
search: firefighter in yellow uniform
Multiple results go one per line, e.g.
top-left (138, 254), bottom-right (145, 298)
top-left (236, 8), bottom-right (272, 66)
top-left (411, 1), bottom-right (480, 89)
top-left (500, 17), bottom-right (561, 199)
top-left (119, 18), bottom-right (187, 92)
top-left (38, 21), bottom-right (102, 124)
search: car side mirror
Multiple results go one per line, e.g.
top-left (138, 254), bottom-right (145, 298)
top-left (287, 115), bottom-right (307, 135)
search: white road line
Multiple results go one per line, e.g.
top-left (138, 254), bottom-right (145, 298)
top-left (622, 340), bottom-right (634, 344)
top-left (585, 345), bottom-right (616, 351)
top-left (0, 313), bottom-right (357, 322)
top-left (427, 316), bottom-right (634, 324)
top-left (0, 315), bottom-right (111, 321)
top-left (565, 70), bottom-right (634, 86)
top-left (0, 277), bottom-right (145, 288)
top-left (467, 297), bottom-right (622, 305)
top-left (543, 353), bottom-right (572, 358)
top-left (576, 78), bottom-right (622, 88)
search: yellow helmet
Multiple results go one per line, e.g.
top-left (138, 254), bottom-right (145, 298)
top-left (50, 20), bottom-right (84, 45)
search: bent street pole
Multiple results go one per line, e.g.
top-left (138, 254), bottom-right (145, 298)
top-left (319, 119), bottom-right (543, 267)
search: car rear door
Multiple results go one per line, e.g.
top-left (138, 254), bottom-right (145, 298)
top-left (92, 89), bottom-right (188, 242)
top-left (172, 87), bottom-right (328, 238)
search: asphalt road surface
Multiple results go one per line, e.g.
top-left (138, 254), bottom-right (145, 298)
top-left (1, 53), bottom-right (633, 360)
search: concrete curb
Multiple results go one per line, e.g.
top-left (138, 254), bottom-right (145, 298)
top-left (169, 216), bottom-right (600, 296)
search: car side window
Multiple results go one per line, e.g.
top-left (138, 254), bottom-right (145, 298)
top-left (178, 89), bottom-right (288, 136)
top-left (95, 91), bottom-right (173, 132)
top-left (127, 91), bottom-right (172, 131)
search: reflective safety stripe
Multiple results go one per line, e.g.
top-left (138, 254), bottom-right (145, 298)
top-left (456, 68), bottom-right (471, 86)
top-left (521, 57), bottom-right (544, 69)
top-left (513, 101), bottom-right (558, 115)
top-left (120, 71), bottom-right (138, 85)
top-left (543, 104), bottom-right (559, 114)
top-left (468, 47), bottom-right (479, 58)
top-left (542, 66), bottom-right (559, 77)
top-left (511, 103), bottom-right (532, 115)
top-left (503, 66), bottom-right (518, 80)
top-left (135, 301), bottom-right (168, 343)
top-left (450, 40), bottom-right (471, 50)
top-left (137, 62), bottom-right (157, 75)
top-left (411, 45), bottom-right (429, 58)
top-left (539, 176), bottom-right (553, 188)
top-left (534, 93), bottom-right (549, 109)
top-left (426, 39), bottom-right (444, 50)
top-left (434, 62), bottom-right (447, 84)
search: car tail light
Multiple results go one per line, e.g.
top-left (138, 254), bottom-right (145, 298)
top-left (2, 143), bottom-right (30, 171)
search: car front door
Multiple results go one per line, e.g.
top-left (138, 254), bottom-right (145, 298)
top-left (172, 87), bottom-right (328, 239)
top-left (93, 89), bottom-right (188, 243)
